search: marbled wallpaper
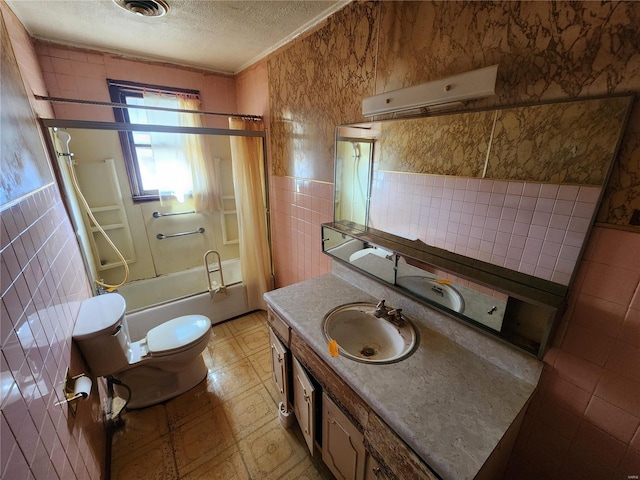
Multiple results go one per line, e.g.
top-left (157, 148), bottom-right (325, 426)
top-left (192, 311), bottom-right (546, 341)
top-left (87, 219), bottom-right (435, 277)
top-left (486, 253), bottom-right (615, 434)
top-left (268, 0), bottom-right (640, 227)
top-left (268, 1), bottom-right (378, 182)
top-left (378, 112), bottom-right (493, 177)
top-left (487, 96), bottom-right (630, 184)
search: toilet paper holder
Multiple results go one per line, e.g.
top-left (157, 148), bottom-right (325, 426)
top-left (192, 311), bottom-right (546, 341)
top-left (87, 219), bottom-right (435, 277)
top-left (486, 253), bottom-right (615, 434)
top-left (55, 368), bottom-right (92, 415)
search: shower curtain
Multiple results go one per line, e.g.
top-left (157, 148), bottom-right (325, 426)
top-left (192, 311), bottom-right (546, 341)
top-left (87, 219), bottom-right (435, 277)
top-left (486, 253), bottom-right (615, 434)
top-left (229, 117), bottom-right (273, 310)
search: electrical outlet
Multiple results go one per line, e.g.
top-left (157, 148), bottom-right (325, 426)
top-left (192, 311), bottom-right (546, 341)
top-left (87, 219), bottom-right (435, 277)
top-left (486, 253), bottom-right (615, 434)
top-left (630, 209), bottom-right (640, 226)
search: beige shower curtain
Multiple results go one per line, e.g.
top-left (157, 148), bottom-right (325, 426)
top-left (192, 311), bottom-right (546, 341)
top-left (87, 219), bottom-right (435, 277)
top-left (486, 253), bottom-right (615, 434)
top-left (229, 117), bottom-right (273, 310)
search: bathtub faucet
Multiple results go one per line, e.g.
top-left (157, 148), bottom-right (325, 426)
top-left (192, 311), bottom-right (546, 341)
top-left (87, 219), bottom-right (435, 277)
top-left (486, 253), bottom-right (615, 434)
top-left (96, 281), bottom-right (116, 295)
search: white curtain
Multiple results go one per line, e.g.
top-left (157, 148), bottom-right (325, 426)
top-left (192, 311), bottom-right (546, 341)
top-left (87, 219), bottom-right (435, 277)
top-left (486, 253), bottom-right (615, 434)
top-left (131, 93), bottom-right (219, 210)
top-left (178, 96), bottom-right (220, 212)
top-left (229, 117), bottom-right (273, 310)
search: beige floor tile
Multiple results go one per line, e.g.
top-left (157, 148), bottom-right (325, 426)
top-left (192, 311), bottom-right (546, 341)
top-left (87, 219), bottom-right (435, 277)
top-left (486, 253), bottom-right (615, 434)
top-left (165, 377), bottom-right (221, 428)
top-left (172, 406), bottom-right (236, 477)
top-left (210, 322), bottom-right (234, 344)
top-left (237, 417), bottom-right (309, 480)
top-left (111, 435), bottom-right (177, 480)
top-left (112, 404), bottom-right (169, 460)
top-left (180, 444), bottom-right (250, 480)
top-left (225, 311), bottom-right (267, 336)
top-left (236, 326), bottom-right (270, 356)
top-left (209, 357), bottom-right (261, 403)
top-left (207, 337), bottom-right (247, 371)
top-left (221, 383), bottom-right (278, 440)
top-left (247, 346), bottom-right (272, 381)
top-left (280, 456), bottom-right (334, 480)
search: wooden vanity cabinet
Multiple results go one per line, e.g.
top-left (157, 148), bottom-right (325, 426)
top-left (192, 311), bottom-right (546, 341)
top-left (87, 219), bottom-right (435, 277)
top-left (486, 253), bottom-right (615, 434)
top-left (267, 307), bottom-right (438, 480)
top-left (365, 456), bottom-right (391, 480)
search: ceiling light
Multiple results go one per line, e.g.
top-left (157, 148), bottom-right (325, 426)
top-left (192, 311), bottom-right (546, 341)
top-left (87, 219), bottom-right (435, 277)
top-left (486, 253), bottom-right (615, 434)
top-left (362, 65), bottom-right (499, 117)
top-left (113, 0), bottom-right (170, 17)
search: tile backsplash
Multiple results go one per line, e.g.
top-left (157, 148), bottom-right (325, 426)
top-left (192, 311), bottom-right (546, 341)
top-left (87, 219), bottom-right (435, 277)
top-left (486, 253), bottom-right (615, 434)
top-left (370, 171), bottom-right (600, 285)
top-left (270, 175), bottom-right (333, 287)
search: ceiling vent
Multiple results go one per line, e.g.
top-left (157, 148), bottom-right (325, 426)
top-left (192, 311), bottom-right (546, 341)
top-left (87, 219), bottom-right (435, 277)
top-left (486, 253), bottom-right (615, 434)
top-left (113, 0), bottom-right (170, 17)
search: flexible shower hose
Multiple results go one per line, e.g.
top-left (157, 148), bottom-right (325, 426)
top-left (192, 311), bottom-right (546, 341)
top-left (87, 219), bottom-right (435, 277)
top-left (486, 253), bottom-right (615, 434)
top-left (60, 133), bottom-right (130, 291)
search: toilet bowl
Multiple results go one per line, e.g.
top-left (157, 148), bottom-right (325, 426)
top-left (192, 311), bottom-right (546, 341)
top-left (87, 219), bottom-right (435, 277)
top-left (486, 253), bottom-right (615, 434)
top-left (72, 292), bottom-right (212, 409)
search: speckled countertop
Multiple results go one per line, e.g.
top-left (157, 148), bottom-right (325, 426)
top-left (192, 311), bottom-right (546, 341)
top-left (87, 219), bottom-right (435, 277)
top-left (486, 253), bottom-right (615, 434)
top-left (264, 269), bottom-right (542, 480)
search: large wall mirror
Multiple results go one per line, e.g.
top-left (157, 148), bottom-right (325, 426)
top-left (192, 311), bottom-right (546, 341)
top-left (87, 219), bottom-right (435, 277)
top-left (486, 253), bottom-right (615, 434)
top-left (327, 94), bottom-right (633, 357)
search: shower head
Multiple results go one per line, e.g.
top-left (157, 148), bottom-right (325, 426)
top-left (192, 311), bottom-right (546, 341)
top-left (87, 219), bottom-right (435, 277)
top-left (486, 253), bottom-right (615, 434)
top-left (351, 141), bottom-right (360, 160)
top-left (55, 131), bottom-right (74, 163)
top-left (56, 130), bottom-right (71, 149)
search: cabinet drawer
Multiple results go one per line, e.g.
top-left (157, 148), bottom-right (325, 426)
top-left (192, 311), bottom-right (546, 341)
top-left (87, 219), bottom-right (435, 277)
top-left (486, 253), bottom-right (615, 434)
top-left (267, 307), bottom-right (290, 346)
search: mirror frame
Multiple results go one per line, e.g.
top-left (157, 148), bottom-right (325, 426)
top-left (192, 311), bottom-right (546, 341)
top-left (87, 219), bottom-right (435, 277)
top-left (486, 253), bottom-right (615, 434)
top-left (328, 93), bottom-right (635, 358)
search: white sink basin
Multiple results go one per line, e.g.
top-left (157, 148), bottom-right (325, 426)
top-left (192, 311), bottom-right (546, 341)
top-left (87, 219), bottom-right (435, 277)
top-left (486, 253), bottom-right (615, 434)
top-left (322, 302), bottom-right (418, 364)
top-left (396, 276), bottom-right (465, 313)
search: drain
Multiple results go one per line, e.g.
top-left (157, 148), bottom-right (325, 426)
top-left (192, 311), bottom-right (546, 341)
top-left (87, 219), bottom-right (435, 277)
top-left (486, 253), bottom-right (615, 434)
top-left (360, 346), bottom-right (376, 357)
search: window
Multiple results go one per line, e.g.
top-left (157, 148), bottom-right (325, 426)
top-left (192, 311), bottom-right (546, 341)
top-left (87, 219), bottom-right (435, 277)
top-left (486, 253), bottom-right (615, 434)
top-left (108, 80), bottom-right (201, 201)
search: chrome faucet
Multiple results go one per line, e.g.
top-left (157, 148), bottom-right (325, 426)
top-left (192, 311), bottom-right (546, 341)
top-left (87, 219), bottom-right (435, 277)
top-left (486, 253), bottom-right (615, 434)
top-left (373, 300), bottom-right (406, 327)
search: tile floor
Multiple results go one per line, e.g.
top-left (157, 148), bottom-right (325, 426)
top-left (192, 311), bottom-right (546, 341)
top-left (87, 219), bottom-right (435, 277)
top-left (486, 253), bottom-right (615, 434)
top-left (110, 310), bottom-right (334, 479)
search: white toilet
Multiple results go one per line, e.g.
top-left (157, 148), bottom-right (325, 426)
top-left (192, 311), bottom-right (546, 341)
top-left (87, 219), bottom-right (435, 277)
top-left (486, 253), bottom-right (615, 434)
top-left (72, 292), bottom-right (212, 409)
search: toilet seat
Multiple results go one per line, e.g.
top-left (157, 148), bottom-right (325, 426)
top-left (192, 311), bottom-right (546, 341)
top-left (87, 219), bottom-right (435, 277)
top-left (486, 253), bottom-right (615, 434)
top-left (145, 314), bottom-right (211, 356)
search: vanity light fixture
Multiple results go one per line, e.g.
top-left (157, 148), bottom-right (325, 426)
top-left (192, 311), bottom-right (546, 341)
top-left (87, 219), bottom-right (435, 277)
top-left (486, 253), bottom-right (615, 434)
top-left (362, 64), bottom-right (498, 117)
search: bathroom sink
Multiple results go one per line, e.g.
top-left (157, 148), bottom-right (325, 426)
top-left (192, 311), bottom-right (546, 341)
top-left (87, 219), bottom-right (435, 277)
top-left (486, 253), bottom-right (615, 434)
top-left (396, 276), bottom-right (465, 313)
top-left (322, 302), bottom-right (418, 364)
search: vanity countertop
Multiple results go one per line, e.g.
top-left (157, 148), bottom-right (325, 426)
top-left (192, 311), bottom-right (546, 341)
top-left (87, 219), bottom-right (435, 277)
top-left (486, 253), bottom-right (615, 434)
top-left (264, 272), bottom-right (542, 480)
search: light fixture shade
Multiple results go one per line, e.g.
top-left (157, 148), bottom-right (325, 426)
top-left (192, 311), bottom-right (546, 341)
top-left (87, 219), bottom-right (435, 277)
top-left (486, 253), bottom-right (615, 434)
top-left (362, 64), bottom-right (498, 116)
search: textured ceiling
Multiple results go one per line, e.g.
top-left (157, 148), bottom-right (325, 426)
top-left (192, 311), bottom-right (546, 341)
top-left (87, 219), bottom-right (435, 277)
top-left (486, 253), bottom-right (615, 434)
top-left (5, 0), bottom-right (349, 74)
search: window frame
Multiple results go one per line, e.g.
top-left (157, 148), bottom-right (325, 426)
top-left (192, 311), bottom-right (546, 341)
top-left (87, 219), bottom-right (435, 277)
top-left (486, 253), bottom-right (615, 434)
top-left (107, 79), bottom-right (201, 202)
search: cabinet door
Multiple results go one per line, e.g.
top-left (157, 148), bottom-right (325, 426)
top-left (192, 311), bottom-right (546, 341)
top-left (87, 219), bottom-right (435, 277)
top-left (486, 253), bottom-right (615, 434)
top-left (269, 327), bottom-right (289, 411)
top-left (292, 357), bottom-right (315, 454)
top-left (322, 393), bottom-right (366, 480)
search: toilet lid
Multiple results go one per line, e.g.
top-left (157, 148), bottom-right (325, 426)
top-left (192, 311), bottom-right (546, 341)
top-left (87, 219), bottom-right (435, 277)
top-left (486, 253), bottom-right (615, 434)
top-left (146, 315), bottom-right (211, 354)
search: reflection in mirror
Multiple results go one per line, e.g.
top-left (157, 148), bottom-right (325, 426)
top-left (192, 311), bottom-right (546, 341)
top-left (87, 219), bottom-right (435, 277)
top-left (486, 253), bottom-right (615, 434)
top-left (332, 94), bottom-right (633, 357)
top-left (337, 95), bottom-right (633, 288)
top-left (322, 223), bottom-right (559, 357)
top-left (322, 226), bottom-right (396, 284)
top-left (322, 225), bottom-right (507, 332)
top-left (334, 138), bottom-right (374, 225)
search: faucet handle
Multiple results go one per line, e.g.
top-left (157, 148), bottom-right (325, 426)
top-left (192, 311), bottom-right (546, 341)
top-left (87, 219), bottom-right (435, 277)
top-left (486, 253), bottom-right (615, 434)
top-left (388, 308), bottom-right (405, 327)
top-left (376, 299), bottom-right (386, 310)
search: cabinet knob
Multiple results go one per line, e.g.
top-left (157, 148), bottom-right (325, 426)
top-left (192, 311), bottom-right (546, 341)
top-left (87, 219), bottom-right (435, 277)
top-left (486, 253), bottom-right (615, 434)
top-left (372, 467), bottom-right (381, 477)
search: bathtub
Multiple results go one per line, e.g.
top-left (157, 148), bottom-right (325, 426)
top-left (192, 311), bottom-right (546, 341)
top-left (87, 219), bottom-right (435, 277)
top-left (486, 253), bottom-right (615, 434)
top-left (119, 258), bottom-right (250, 341)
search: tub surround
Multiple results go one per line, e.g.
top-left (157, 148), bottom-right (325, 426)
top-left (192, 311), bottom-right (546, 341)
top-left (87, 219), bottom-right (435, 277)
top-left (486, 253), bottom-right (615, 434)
top-left (264, 268), bottom-right (542, 479)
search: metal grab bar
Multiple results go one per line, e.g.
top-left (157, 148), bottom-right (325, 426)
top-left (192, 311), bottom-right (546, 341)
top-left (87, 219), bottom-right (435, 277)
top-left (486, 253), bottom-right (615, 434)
top-left (156, 227), bottom-right (204, 240)
top-left (203, 250), bottom-right (226, 296)
top-left (152, 210), bottom-right (196, 218)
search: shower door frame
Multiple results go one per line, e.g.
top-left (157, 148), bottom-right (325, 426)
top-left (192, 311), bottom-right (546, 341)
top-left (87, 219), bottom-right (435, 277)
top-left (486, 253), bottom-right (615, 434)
top-left (40, 118), bottom-right (273, 297)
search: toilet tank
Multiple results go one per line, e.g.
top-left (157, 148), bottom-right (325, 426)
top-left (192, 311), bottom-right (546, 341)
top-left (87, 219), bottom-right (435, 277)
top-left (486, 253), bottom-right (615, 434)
top-left (73, 293), bottom-right (130, 377)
